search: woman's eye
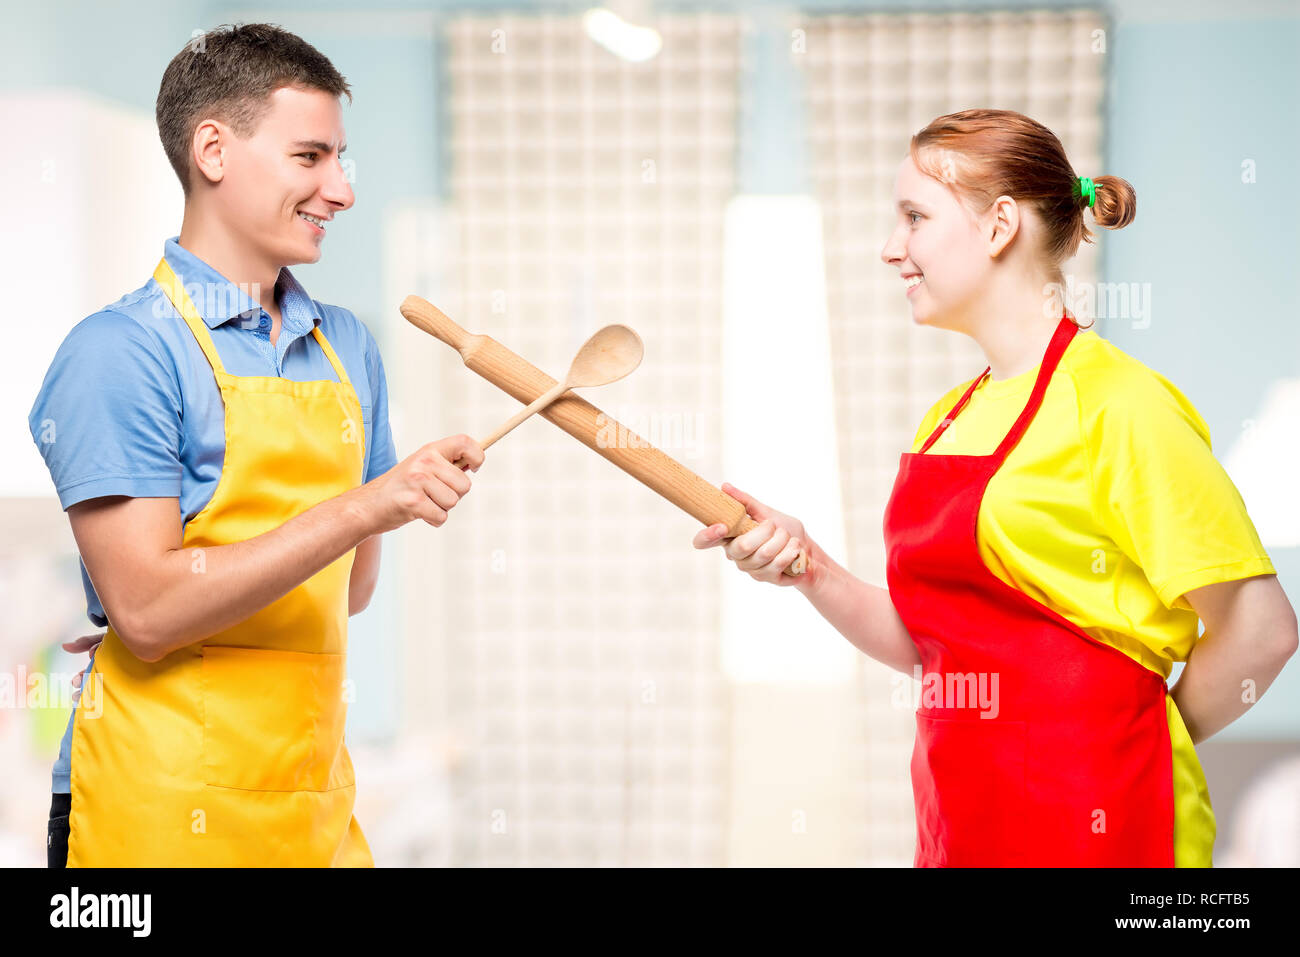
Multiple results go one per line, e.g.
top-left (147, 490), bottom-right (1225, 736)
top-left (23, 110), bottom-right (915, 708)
top-left (909, 211), bottom-right (922, 224)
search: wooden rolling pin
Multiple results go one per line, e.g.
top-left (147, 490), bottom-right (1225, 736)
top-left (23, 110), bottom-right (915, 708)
top-left (401, 295), bottom-right (807, 577)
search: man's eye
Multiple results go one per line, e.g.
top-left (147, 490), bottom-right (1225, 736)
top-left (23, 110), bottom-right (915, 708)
top-left (297, 152), bottom-right (318, 161)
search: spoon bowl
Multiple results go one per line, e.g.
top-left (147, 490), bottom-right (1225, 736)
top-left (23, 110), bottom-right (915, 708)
top-left (454, 322), bottom-right (647, 469)
top-left (567, 324), bottom-right (644, 388)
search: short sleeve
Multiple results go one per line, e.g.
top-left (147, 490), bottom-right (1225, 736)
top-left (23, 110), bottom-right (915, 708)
top-left (1086, 375), bottom-right (1275, 613)
top-left (28, 310), bottom-right (183, 510)
top-left (362, 325), bottom-right (398, 483)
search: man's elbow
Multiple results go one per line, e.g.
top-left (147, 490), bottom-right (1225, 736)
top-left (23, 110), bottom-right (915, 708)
top-left (348, 585), bottom-right (376, 617)
top-left (109, 608), bottom-right (166, 663)
top-left (348, 540), bottom-right (382, 616)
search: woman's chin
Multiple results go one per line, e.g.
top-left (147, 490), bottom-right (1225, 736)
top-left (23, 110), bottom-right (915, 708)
top-left (909, 305), bottom-right (953, 331)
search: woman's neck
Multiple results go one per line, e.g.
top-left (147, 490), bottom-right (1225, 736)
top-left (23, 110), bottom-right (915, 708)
top-left (967, 280), bottom-right (1070, 381)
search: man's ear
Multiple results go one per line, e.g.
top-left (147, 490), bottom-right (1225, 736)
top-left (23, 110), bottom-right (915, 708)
top-left (191, 119), bottom-right (227, 187)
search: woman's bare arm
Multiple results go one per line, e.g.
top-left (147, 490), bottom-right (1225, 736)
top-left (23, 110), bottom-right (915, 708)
top-left (693, 483), bottom-right (922, 675)
top-left (1173, 574), bottom-right (1298, 744)
top-left (794, 537), bottom-right (923, 675)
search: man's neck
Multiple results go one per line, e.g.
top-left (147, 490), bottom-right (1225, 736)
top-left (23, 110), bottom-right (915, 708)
top-left (177, 212), bottom-right (282, 320)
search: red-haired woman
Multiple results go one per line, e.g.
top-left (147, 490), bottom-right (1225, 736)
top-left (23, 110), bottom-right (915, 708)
top-left (696, 109), bottom-right (1296, 867)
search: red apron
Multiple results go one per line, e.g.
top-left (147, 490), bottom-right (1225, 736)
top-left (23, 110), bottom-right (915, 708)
top-left (882, 313), bottom-right (1175, 867)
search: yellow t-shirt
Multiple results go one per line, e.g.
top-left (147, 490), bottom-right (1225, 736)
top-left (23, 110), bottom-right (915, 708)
top-left (910, 326), bottom-right (1276, 867)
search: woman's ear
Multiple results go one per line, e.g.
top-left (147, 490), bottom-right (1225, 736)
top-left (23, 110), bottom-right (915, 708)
top-left (986, 194), bottom-right (1021, 259)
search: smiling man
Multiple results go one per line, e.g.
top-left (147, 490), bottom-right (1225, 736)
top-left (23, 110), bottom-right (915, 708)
top-left (30, 23), bottom-right (484, 867)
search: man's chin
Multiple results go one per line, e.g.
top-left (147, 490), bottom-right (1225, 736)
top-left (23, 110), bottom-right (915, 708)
top-left (271, 242), bottom-right (324, 268)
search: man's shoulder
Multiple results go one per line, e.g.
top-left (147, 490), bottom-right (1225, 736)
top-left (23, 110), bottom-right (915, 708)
top-left (38, 278), bottom-right (198, 409)
top-left (66, 277), bottom-right (177, 352)
top-left (103, 275), bottom-right (162, 315)
top-left (30, 282), bottom-right (186, 428)
top-left (63, 295), bottom-right (167, 359)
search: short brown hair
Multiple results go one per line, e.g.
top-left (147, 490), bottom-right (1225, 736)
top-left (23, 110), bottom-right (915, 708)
top-left (910, 109), bottom-right (1136, 283)
top-left (155, 23), bottom-right (352, 197)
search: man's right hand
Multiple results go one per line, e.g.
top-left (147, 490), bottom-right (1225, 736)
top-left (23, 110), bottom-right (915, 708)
top-left (360, 434), bottom-right (486, 535)
top-left (66, 434), bottom-right (487, 663)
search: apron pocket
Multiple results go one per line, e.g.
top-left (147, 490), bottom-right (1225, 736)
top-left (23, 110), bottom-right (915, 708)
top-left (912, 711), bottom-right (1028, 865)
top-left (200, 646), bottom-right (355, 792)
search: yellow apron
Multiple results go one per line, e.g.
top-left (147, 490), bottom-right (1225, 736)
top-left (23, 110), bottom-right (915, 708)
top-left (67, 257), bottom-right (373, 867)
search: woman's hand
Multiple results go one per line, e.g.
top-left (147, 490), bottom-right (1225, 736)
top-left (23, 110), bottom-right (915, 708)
top-left (694, 483), bottom-right (922, 673)
top-left (692, 483), bottom-right (808, 587)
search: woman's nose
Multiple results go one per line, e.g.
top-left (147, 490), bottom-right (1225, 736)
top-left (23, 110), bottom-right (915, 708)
top-left (881, 231), bottom-right (903, 266)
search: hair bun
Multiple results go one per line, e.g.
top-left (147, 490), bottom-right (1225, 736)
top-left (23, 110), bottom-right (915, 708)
top-left (1088, 175), bottom-right (1137, 230)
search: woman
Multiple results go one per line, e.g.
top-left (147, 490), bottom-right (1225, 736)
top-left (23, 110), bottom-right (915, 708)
top-left (695, 109), bottom-right (1297, 867)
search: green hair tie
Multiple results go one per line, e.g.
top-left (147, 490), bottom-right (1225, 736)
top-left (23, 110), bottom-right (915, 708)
top-left (1077, 176), bottom-right (1096, 208)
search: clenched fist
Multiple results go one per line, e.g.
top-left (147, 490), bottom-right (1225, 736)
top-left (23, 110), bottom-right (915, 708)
top-left (359, 434), bottom-right (486, 535)
top-left (692, 483), bottom-right (811, 588)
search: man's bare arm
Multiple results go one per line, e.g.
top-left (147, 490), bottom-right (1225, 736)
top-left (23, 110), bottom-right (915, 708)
top-left (70, 490), bottom-right (373, 661)
top-left (68, 435), bottom-right (484, 662)
top-left (349, 534), bottom-right (381, 615)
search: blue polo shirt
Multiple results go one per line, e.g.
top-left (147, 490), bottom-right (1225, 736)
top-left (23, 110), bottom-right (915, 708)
top-left (28, 236), bottom-right (398, 793)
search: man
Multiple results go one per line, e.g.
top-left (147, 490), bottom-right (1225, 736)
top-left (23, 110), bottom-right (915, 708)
top-left (29, 23), bottom-right (484, 867)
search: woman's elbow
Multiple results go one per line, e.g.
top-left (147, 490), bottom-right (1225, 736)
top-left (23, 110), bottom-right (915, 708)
top-left (1274, 615), bottom-right (1299, 661)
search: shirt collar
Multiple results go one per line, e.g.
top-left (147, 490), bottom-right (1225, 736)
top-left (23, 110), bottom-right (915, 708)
top-left (161, 236), bottom-right (322, 331)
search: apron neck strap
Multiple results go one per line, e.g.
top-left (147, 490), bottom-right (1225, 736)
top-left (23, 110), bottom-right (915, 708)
top-left (154, 257), bottom-right (226, 376)
top-left (917, 312), bottom-right (1079, 457)
top-left (153, 257), bottom-right (353, 385)
top-left (309, 325), bottom-right (353, 386)
top-left (991, 312), bottom-right (1079, 462)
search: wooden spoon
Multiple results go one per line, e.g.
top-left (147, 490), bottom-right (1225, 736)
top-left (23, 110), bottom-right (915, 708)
top-left (454, 324), bottom-right (644, 469)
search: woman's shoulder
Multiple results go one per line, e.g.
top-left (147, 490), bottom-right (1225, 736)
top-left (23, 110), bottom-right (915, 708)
top-left (1063, 331), bottom-right (1212, 447)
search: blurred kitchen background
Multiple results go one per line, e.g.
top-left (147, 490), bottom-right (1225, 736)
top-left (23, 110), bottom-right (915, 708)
top-left (2, 0), bottom-right (1297, 866)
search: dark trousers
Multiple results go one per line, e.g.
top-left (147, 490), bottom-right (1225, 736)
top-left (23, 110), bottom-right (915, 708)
top-left (48, 791), bottom-right (70, 868)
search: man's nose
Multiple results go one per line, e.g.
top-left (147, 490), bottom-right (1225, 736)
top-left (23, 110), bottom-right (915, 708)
top-left (321, 160), bottom-right (354, 211)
